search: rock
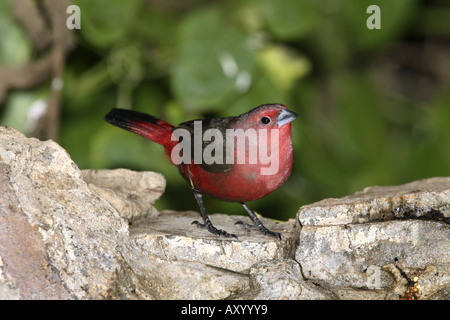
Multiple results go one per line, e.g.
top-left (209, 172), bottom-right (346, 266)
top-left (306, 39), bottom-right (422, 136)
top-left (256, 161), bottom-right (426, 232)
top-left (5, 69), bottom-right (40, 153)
top-left (122, 252), bottom-right (251, 300)
top-left (125, 210), bottom-right (299, 299)
top-left (296, 178), bottom-right (450, 300)
top-left (129, 210), bottom-right (297, 273)
top-left (0, 126), bottom-right (131, 299)
top-left (0, 162), bottom-right (72, 299)
top-left (298, 177), bottom-right (450, 226)
top-left (249, 259), bottom-right (335, 300)
top-left (0, 126), bottom-right (448, 300)
top-left (82, 169), bottom-right (165, 221)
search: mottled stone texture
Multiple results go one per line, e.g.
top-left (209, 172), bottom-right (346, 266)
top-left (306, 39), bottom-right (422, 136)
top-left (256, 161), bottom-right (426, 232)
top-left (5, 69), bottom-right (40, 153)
top-left (297, 177), bottom-right (449, 299)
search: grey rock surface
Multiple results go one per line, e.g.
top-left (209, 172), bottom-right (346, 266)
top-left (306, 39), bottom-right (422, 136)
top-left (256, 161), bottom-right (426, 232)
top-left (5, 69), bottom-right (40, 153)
top-left (82, 168), bottom-right (165, 221)
top-left (298, 177), bottom-right (450, 226)
top-left (125, 210), bottom-right (300, 299)
top-left (0, 126), bottom-right (448, 299)
top-left (297, 178), bottom-right (450, 299)
top-left (0, 127), bottom-right (131, 299)
top-left (129, 211), bottom-right (297, 273)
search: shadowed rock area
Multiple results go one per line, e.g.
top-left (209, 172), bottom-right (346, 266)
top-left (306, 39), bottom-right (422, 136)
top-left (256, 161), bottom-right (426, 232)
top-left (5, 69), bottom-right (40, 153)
top-left (0, 126), bottom-right (448, 299)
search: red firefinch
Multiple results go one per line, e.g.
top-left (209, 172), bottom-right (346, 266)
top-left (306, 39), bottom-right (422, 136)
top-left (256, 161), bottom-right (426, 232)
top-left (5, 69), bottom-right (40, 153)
top-left (104, 103), bottom-right (298, 239)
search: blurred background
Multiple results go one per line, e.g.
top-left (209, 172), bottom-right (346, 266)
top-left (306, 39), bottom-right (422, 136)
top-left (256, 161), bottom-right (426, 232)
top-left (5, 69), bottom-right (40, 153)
top-left (0, 0), bottom-right (449, 221)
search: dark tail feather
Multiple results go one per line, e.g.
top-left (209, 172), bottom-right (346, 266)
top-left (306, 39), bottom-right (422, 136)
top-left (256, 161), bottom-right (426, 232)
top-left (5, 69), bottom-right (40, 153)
top-left (104, 108), bottom-right (175, 146)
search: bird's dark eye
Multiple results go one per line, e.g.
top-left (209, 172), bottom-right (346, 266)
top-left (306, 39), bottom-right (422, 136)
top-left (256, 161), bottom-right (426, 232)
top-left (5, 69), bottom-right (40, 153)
top-left (261, 116), bottom-right (271, 124)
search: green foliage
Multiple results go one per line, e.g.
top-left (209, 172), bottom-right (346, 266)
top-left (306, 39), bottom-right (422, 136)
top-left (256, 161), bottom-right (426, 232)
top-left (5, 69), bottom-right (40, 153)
top-left (1, 0), bottom-right (449, 221)
top-left (172, 7), bottom-right (256, 111)
top-left (261, 0), bottom-right (319, 40)
top-left (0, 1), bottom-right (32, 67)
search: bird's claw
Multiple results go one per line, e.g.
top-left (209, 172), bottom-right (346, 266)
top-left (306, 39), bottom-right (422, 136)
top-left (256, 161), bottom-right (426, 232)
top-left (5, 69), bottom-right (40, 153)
top-left (192, 220), bottom-right (238, 239)
top-left (235, 221), bottom-right (282, 240)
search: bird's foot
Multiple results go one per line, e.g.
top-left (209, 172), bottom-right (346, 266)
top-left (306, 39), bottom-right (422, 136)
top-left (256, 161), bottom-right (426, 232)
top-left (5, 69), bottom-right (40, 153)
top-left (235, 220), bottom-right (282, 240)
top-left (192, 220), bottom-right (238, 239)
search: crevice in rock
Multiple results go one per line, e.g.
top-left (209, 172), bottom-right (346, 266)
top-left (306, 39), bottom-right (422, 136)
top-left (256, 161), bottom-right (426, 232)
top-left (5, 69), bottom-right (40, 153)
top-left (393, 204), bottom-right (449, 225)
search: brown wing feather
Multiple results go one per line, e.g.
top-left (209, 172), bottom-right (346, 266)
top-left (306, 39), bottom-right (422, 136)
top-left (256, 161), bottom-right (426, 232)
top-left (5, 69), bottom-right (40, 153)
top-left (177, 117), bottom-right (235, 173)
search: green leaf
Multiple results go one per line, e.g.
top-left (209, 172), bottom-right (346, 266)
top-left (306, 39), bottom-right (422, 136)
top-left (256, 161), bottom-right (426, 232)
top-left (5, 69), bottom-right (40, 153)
top-left (258, 45), bottom-right (311, 92)
top-left (0, 1), bottom-right (31, 66)
top-left (171, 7), bottom-right (256, 111)
top-left (261, 0), bottom-right (319, 40)
top-left (89, 126), bottom-right (147, 169)
top-left (75, 0), bottom-right (141, 48)
top-left (224, 72), bottom-right (288, 117)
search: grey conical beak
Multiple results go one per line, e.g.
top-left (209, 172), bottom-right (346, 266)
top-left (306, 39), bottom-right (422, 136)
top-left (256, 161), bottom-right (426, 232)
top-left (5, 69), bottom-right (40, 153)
top-left (277, 109), bottom-right (299, 127)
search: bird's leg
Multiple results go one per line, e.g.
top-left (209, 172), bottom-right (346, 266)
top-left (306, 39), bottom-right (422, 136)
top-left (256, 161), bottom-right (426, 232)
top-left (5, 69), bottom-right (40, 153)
top-left (235, 203), bottom-right (282, 240)
top-left (191, 191), bottom-right (237, 239)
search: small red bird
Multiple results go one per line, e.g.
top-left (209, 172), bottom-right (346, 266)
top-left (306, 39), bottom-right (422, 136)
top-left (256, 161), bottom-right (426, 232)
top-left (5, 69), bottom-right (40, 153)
top-left (104, 104), bottom-right (298, 239)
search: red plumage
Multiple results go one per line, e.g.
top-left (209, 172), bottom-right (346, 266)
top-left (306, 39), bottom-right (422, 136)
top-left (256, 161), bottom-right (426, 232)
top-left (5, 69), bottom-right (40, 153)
top-left (105, 103), bottom-right (298, 239)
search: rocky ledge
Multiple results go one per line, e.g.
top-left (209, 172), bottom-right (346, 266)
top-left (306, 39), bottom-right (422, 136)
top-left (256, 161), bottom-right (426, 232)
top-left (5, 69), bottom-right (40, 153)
top-left (0, 126), bottom-right (448, 299)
